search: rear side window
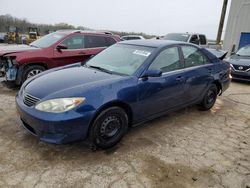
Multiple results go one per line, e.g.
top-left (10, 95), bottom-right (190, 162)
top-left (61, 35), bottom-right (84, 49)
top-left (199, 35), bottom-right (206, 45)
top-left (149, 47), bottom-right (181, 73)
top-left (181, 46), bottom-right (209, 68)
top-left (85, 35), bottom-right (106, 48)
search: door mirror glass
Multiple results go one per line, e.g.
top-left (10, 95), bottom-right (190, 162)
top-left (142, 69), bottom-right (162, 78)
top-left (56, 44), bottom-right (68, 51)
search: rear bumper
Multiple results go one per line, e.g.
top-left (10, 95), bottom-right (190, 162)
top-left (16, 94), bottom-right (95, 144)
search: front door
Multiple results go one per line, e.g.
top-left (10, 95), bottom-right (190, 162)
top-left (136, 46), bottom-right (186, 120)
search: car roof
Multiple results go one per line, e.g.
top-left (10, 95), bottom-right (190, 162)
top-left (121, 35), bottom-right (144, 38)
top-left (55, 29), bottom-right (114, 36)
top-left (167, 32), bottom-right (205, 36)
top-left (119, 39), bottom-right (193, 48)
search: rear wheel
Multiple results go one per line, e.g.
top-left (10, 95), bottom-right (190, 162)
top-left (200, 84), bottom-right (218, 111)
top-left (89, 107), bottom-right (128, 149)
top-left (22, 65), bottom-right (46, 83)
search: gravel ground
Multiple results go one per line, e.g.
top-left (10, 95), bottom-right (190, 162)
top-left (0, 79), bottom-right (249, 188)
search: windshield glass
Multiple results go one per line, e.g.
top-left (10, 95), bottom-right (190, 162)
top-left (86, 44), bottom-right (155, 75)
top-left (236, 45), bottom-right (250, 56)
top-left (30, 32), bottom-right (66, 48)
top-left (163, 33), bottom-right (190, 42)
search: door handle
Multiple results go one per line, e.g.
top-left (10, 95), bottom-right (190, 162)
top-left (176, 76), bottom-right (185, 82)
top-left (78, 51), bottom-right (86, 55)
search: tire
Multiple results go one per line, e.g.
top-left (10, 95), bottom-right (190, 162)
top-left (89, 107), bottom-right (128, 149)
top-left (22, 65), bottom-right (46, 83)
top-left (200, 84), bottom-right (218, 111)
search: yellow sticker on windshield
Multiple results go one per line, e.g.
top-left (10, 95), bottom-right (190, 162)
top-left (133, 50), bottom-right (151, 57)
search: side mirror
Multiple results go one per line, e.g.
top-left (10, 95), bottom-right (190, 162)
top-left (56, 44), bottom-right (68, 51)
top-left (141, 69), bottom-right (162, 78)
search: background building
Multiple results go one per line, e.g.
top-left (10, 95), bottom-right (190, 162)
top-left (223, 0), bottom-right (250, 53)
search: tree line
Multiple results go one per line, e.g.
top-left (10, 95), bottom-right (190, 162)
top-left (0, 14), bottom-right (155, 38)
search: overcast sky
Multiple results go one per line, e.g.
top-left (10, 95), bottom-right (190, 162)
top-left (0, 0), bottom-right (231, 39)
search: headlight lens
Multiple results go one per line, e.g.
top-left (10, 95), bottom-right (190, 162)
top-left (35, 97), bottom-right (85, 113)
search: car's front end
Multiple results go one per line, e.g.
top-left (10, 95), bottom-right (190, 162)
top-left (227, 45), bottom-right (250, 81)
top-left (16, 90), bottom-right (93, 144)
top-left (230, 63), bottom-right (250, 81)
top-left (15, 57), bottom-right (135, 144)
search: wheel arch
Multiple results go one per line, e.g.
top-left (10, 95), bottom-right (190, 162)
top-left (22, 62), bottom-right (48, 70)
top-left (89, 100), bottom-right (134, 133)
top-left (212, 80), bottom-right (222, 96)
top-left (16, 62), bottom-right (48, 85)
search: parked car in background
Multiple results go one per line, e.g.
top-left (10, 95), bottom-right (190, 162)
top-left (121, 35), bottom-right (145, 40)
top-left (0, 33), bottom-right (6, 43)
top-left (227, 45), bottom-right (250, 81)
top-left (0, 30), bottom-right (120, 85)
top-left (16, 40), bottom-right (231, 149)
top-left (162, 33), bottom-right (207, 46)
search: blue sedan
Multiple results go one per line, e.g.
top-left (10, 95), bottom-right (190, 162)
top-left (16, 40), bottom-right (231, 149)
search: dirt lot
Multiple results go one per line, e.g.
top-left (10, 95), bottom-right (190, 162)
top-left (0, 79), bottom-right (249, 188)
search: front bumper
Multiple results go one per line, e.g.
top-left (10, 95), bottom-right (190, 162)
top-left (16, 94), bottom-right (95, 144)
top-left (231, 70), bottom-right (250, 81)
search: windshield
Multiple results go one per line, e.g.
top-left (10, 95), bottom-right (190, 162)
top-left (86, 44), bottom-right (155, 75)
top-left (236, 45), bottom-right (250, 56)
top-left (30, 32), bottom-right (66, 48)
top-left (163, 33), bottom-right (190, 42)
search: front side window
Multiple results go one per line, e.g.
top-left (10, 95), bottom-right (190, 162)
top-left (105, 37), bottom-right (116, 46)
top-left (182, 46), bottom-right (208, 68)
top-left (190, 35), bottom-right (199, 44)
top-left (61, 35), bottom-right (84, 49)
top-left (149, 47), bottom-right (181, 73)
top-left (86, 44), bottom-right (155, 75)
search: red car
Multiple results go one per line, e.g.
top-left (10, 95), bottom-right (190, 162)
top-left (0, 30), bottom-right (120, 85)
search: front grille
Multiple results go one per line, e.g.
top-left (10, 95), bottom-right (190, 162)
top-left (23, 92), bottom-right (40, 107)
top-left (231, 73), bottom-right (250, 80)
top-left (232, 64), bottom-right (250, 72)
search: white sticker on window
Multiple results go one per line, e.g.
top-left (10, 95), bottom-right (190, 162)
top-left (181, 34), bottom-right (189, 37)
top-left (133, 50), bottom-right (151, 57)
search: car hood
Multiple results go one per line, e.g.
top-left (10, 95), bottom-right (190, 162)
top-left (24, 65), bottom-right (125, 99)
top-left (0, 44), bottom-right (40, 56)
top-left (227, 55), bottom-right (250, 66)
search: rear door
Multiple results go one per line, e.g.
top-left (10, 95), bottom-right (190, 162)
top-left (180, 45), bottom-right (214, 102)
top-left (137, 46), bottom-right (186, 119)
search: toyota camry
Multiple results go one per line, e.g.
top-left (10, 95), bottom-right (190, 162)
top-left (16, 40), bottom-right (231, 149)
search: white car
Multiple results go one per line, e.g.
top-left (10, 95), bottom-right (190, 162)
top-left (121, 35), bottom-right (145, 41)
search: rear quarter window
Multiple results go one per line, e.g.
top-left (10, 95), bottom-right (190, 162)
top-left (105, 37), bottom-right (116, 46)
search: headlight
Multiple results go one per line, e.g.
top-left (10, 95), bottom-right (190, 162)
top-left (35, 97), bottom-right (85, 113)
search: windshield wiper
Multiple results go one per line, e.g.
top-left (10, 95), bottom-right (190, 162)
top-left (86, 65), bottom-right (113, 74)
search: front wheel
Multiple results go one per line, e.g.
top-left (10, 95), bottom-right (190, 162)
top-left (89, 107), bottom-right (128, 149)
top-left (199, 84), bottom-right (218, 111)
top-left (22, 65), bottom-right (46, 83)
